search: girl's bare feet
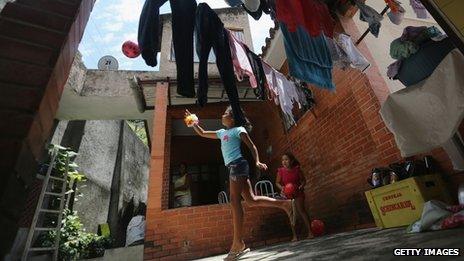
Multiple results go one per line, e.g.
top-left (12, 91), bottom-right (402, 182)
top-left (307, 233), bottom-right (314, 239)
top-left (225, 241), bottom-right (250, 261)
top-left (229, 240), bottom-right (246, 253)
top-left (291, 236), bottom-right (298, 242)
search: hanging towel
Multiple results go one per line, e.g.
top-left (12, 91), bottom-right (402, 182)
top-left (276, 0), bottom-right (335, 38)
top-left (226, 29), bottom-right (258, 88)
top-left (280, 24), bottom-right (335, 90)
top-left (355, 0), bottom-right (383, 38)
top-left (380, 49), bottom-right (464, 156)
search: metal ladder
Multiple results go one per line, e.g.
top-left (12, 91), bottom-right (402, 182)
top-left (22, 148), bottom-right (70, 261)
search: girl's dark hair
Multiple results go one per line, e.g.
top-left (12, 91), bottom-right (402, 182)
top-left (283, 152), bottom-right (300, 167)
top-left (225, 106), bottom-right (252, 132)
top-left (179, 162), bottom-right (187, 168)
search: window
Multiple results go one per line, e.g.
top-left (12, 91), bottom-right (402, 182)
top-left (170, 38), bottom-right (215, 63)
top-left (229, 29), bottom-right (245, 43)
top-left (169, 29), bottom-right (245, 63)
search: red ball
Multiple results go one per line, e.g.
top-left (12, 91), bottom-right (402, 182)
top-left (122, 40), bottom-right (140, 58)
top-left (311, 219), bottom-right (325, 236)
top-left (283, 183), bottom-right (296, 199)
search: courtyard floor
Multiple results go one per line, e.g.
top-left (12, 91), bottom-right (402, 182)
top-left (197, 227), bottom-right (464, 260)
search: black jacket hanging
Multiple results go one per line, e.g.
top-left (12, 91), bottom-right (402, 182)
top-left (138, 0), bottom-right (197, 97)
top-left (195, 3), bottom-right (246, 126)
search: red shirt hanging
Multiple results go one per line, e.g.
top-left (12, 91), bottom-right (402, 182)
top-left (276, 0), bottom-right (335, 38)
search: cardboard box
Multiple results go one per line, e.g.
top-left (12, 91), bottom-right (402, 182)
top-left (365, 174), bottom-right (452, 228)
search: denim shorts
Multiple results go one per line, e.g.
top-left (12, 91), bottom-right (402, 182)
top-left (227, 157), bottom-right (249, 181)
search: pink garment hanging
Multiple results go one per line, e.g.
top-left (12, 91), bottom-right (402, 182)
top-left (262, 61), bottom-right (303, 125)
top-left (226, 29), bottom-right (257, 88)
top-left (276, 0), bottom-right (335, 38)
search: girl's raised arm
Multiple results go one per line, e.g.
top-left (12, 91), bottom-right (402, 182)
top-left (185, 109), bottom-right (218, 139)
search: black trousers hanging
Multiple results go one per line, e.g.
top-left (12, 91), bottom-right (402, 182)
top-left (195, 3), bottom-right (246, 126)
top-left (243, 45), bottom-right (266, 100)
top-left (138, 0), bottom-right (197, 97)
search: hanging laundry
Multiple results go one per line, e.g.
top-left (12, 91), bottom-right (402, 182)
top-left (262, 62), bottom-right (279, 104)
top-left (390, 39), bottom-right (419, 60)
top-left (275, 0), bottom-right (335, 38)
top-left (386, 0), bottom-right (405, 25)
top-left (262, 61), bottom-right (306, 126)
top-left (224, 0), bottom-right (260, 11)
top-left (243, 45), bottom-right (267, 100)
top-left (387, 60), bottom-right (402, 79)
top-left (138, 0), bottom-right (197, 97)
top-left (387, 26), bottom-right (445, 79)
top-left (279, 24), bottom-right (335, 90)
top-left (410, 0), bottom-right (428, 19)
top-left (195, 3), bottom-right (247, 126)
top-left (396, 37), bottom-right (454, 86)
top-left (226, 30), bottom-right (257, 88)
top-left (243, 0), bottom-right (275, 20)
top-left (355, 0), bottom-right (383, 38)
top-left (275, 72), bottom-right (300, 125)
top-left (325, 37), bottom-right (351, 70)
top-left (138, 0), bottom-right (165, 67)
top-left (380, 49), bottom-right (464, 156)
top-left (335, 34), bottom-right (370, 71)
top-left (400, 26), bottom-right (444, 46)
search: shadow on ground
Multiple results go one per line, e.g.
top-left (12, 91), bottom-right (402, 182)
top-left (197, 227), bottom-right (464, 260)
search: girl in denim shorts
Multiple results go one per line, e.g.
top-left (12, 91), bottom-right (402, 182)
top-left (186, 106), bottom-right (295, 260)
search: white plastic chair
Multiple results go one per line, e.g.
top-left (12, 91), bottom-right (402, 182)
top-left (254, 180), bottom-right (278, 198)
top-left (218, 191), bottom-right (229, 204)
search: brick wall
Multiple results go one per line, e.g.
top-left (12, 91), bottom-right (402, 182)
top-left (145, 101), bottom-right (295, 260)
top-left (145, 15), bottom-right (464, 260)
top-left (0, 0), bottom-right (95, 257)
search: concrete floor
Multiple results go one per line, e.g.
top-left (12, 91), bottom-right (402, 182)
top-left (198, 227), bottom-right (464, 261)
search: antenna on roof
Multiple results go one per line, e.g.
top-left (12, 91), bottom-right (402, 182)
top-left (98, 55), bottom-right (119, 70)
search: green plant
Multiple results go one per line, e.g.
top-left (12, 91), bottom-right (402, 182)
top-left (127, 120), bottom-right (148, 146)
top-left (38, 145), bottom-right (111, 259)
top-left (40, 210), bottom-right (112, 260)
top-left (50, 144), bottom-right (86, 182)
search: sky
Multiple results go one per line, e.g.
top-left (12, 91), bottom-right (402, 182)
top-left (78, 0), bottom-right (274, 71)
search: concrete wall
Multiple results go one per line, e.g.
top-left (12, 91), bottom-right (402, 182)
top-left (57, 55), bottom-right (154, 123)
top-left (51, 120), bottom-right (150, 233)
top-left (158, 7), bottom-right (253, 78)
top-left (353, 0), bottom-right (440, 93)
